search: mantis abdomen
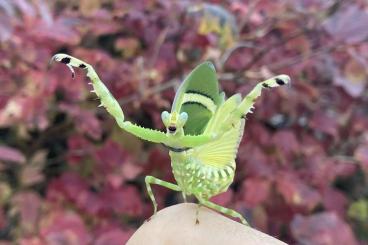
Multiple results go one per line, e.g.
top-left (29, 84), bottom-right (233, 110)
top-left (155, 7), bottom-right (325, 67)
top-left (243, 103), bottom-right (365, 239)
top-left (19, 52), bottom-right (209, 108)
top-left (171, 151), bottom-right (235, 199)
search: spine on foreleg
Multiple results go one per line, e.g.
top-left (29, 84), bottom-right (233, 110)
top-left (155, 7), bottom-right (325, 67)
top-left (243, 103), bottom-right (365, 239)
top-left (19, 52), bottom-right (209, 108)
top-left (52, 54), bottom-right (125, 126)
top-left (227, 74), bottom-right (290, 125)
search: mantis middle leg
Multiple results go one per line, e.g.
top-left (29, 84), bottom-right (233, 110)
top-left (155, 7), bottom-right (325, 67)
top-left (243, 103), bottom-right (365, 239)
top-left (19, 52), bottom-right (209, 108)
top-left (145, 175), bottom-right (181, 214)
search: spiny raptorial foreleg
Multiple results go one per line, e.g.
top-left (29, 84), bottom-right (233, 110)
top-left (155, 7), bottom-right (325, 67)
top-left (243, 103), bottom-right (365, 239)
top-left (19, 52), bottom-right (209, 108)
top-left (51, 54), bottom-right (170, 144)
top-left (51, 53), bottom-right (125, 127)
top-left (236, 74), bottom-right (290, 119)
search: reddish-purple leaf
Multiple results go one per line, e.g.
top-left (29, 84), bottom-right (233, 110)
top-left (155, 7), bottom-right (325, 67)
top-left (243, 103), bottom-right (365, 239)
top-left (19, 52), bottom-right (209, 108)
top-left (46, 172), bottom-right (89, 204)
top-left (94, 140), bottom-right (139, 183)
top-left (291, 212), bottom-right (358, 245)
top-left (40, 210), bottom-right (91, 245)
top-left (272, 130), bottom-right (300, 162)
top-left (59, 103), bottom-right (102, 140)
top-left (237, 144), bottom-right (274, 177)
top-left (334, 58), bottom-right (367, 98)
top-left (241, 177), bottom-right (271, 208)
top-left (354, 144), bottom-right (368, 175)
top-left (0, 145), bottom-right (26, 164)
top-left (211, 189), bottom-right (233, 207)
top-left (11, 192), bottom-right (41, 234)
top-left (19, 237), bottom-right (44, 245)
top-left (323, 5), bottom-right (368, 44)
top-left (276, 172), bottom-right (321, 211)
top-left (103, 185), bottom-right (143, 217)
top-left (0, 14), bottom-right (13, 42)
top-left (94, 228), bottom-right (132, 245)
top-left (67, 134), bottom-right (93, 165)
top-left (0, 207), bottom-right (6, 230)
top-left (322, 187), bottom-right (348, 217)
top-left (309, 110), bottom-right (339, 138)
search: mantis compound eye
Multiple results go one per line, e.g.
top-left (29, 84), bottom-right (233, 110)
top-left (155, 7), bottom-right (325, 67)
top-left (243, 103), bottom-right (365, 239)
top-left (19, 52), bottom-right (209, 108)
top-left (177, 112), bottom-right (188, 128)
top-left (178, 112), bottom-right (188, 124)
top-left (161, 111), bottom-right (170, 127)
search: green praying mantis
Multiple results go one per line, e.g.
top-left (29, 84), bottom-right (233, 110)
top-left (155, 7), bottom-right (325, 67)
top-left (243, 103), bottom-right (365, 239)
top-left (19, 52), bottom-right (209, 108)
top-left (51, 54), bottom-right (290, 225)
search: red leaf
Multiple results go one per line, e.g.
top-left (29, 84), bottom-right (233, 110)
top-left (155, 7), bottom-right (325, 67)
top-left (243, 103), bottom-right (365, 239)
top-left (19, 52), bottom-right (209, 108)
top-left (67, 134), bottom-right (93, 165)
top-left (241, 177), bottom-right (271, 208)
top-left (11, 192), bottom-right (41, 234)
top-left (103, 185), bottom-right (143, 217)
top-left (334, 58), bottom-right (367, 98)
top-left (59, 103), bottom-right (102, 140)
top-left (76, 191), bottom-right (107, 217)
top-left (323, 5), bottom-right (368, 44)
top-left (0, 207), bottom-right (6, 230)
top-left (246, 124), bottom-right (272, 147)
top-left (19, 237), bottom-right (45, 245)
top-left (272, 130), bottom-right (300, 161)
top-left (40, 210), bottom-right (91, 245)
top-left (46, 172), bottom-right (89, 204)
top-left (211, 189), bottom-right (233, 207)
top-left (276, 172), bottom-right (321, 211)
top-left (0, 14), bottom-right (13, 42)
top-left (237, 144), bottom-right (273, 177)
top-left (251, 206), bottom-right (268, 232)
top-left (0, 145), bottom-right (26, 164)
top-left (309, 110), bottom-right (339, 138)
top-left (28, 17), bottom-right (81, 45)
top-left (144, 148), bottom-right (172, 180)
top-left (322, 187), bottom-right (348, 217)
top-left (94, 228), bottom-right (132, 245)
top-left (94, 140), bottom-right (138, 182)
top-left (354, 144), bottom-right (368, 175)
top-left (291, 212), bottom-right (358, 245)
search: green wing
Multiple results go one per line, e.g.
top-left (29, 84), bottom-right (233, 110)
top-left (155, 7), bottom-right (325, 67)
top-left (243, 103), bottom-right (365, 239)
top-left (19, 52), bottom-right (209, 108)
top-left (204, 93), bottom-right (241, 135)
top-left (194, 119), bottom-right (245, 168)
top-left (172, 62), bottom-right (221, 135)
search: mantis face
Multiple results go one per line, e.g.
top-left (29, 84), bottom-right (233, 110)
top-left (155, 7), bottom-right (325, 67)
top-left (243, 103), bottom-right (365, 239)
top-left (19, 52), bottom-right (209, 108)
top-left (161, 111), bottom-right (188, 135)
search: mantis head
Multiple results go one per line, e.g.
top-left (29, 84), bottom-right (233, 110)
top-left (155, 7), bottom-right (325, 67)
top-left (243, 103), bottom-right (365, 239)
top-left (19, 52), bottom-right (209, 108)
top-left (161, 111), bottom-right (188, 135)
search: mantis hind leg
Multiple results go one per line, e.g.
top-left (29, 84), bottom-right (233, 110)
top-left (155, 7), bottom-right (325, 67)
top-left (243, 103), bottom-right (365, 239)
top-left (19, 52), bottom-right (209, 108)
top-left (198, 198), bottom-right (249, 226)
top-left (195, 203), bottom-right (202, 224)
top-left (145, 176), bottom-right (181, 215)
top-left (182, 192), bottom-right (187, 202)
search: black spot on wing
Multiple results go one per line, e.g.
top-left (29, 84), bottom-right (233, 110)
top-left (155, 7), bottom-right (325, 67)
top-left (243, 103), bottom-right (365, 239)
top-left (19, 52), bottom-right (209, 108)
top-left (262, 83), bottom-right (270, 88)
top-left (275, 78), bottom-right (286, 85)
top-left (61, 57), bottom-right (71, 64)
top-left (79, 63), bottom-right (86, 68)
top-left (182, 101), bottom-right (210, 111)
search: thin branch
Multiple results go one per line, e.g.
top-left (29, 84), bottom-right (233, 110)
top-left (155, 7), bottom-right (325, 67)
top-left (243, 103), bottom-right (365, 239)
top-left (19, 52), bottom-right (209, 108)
top-left (149, 27), bottom-right (169, 68)
top-left (118, 79), bottom-right (179, 105)
top-left (268, 43), bottom-right (348, 71)
top-left (238, 0), bottom-right (261, 31)
top-left (219, 42), bottom-right (255, 69)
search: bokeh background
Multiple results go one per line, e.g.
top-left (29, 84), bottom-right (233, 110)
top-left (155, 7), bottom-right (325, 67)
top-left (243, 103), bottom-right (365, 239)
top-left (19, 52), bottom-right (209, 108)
top-left (1, 0), bottom-right (368, 244)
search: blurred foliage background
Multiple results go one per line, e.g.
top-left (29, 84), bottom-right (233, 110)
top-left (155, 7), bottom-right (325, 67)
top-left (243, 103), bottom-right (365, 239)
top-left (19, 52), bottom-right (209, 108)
top-left (0, 0), bottom-right (368, 244)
